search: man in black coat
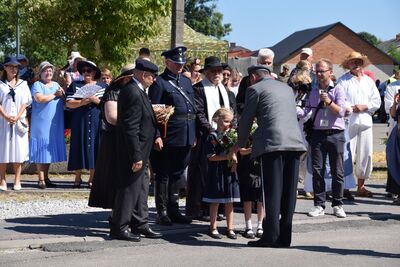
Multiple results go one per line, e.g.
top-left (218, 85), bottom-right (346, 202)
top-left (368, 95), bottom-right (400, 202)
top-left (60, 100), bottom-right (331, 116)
top-left (110, 59), bottom-right (161, 241)
top-left (148, 46), bottom-right (195, 225)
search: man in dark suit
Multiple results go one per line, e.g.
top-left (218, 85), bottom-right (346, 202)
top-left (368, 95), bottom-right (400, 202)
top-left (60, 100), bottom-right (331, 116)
top-left (110, 59), bottom-right (161, 241)
top-left (234, 65), bottom-right (306, 248)
top-left (148, 46), bottom-right (195, 225)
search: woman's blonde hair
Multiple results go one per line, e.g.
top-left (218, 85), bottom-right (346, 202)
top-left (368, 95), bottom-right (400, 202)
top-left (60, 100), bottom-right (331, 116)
top-left (212, 107), bottom-right (234, 122)
top-left (291, 60), bottom-right (312, 85)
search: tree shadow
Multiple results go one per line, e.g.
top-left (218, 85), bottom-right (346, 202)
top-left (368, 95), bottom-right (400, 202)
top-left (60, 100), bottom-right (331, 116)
top-left (293, 245), bottom-right (400, 259)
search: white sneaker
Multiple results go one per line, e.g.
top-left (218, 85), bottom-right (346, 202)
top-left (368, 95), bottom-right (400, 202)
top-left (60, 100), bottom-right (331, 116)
top-left (308, 206), bottom-right (325, 217)
top-left (333, 206), bottom-right (346, 218)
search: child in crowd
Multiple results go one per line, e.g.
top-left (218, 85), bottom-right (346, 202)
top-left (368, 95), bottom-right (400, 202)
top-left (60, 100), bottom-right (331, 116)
top-left (202, 108), bottom-right (241, 239)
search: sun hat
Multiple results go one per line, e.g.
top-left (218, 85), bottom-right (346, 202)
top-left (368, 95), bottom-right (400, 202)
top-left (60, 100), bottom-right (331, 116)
top-left (77, 60), bottom-right (101, 79)
top-left (341, 51), bottom-right (369, 69)
top-left (38, 61), bottom-right (55, 75)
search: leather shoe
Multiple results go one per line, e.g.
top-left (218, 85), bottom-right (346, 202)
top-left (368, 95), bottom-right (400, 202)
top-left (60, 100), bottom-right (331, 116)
top-left (45, 178), bottom-right (57, 188)
top-left (169, 213), bottom-right (192, 224)
top-left (156, 214), bottom-right (173, 226)
top-left (110, 229), bottom-right (140, 242)
top-left (133, 227), bottom-right (162, 238)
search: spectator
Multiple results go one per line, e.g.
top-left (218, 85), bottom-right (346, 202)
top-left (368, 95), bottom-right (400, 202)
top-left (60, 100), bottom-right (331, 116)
top-left (0, 56), bottom-right (32, 191)
top-left (17, 54), bottom-right (34, 86)
top-left (138, 47), bottom-right (151, 61)
top-left (278, 64), bottom-right (290, 83)
top-left (29, 61), bottom-right (67, 189)
top-left (337, 51), bottom-right (381, 197)
top-left (65, 60), bottom-right (106, 188)
top-left (101, 68), bottom-right (113, 85)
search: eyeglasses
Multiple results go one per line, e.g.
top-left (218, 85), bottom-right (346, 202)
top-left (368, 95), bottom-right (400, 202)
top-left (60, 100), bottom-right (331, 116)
top-left (316, 69), bottom-right (330, 74)
top-left (82, 68), bottom-right (93, 73)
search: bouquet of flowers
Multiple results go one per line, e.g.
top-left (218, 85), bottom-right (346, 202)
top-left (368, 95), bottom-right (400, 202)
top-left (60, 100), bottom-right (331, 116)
top-left (216, 128), bottom-right (238, 167)
top-left (152, 104), bottom-right (175, 138)
top-left (64, 129), bottom-right (71, 144)
top-left (246, 120), bottom-right (258, 147)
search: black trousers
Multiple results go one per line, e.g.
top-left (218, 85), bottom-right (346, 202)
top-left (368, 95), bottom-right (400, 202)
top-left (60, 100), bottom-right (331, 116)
top-left (111, 165), bottom-right (148, 233)
top-left (311, 130), bottom-right (345, 208)
top-left (260, 151), bottom-right (301, 246)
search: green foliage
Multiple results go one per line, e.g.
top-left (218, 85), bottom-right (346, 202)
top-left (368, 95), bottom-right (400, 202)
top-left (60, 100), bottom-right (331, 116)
top-left (0, 0), bottom-right (171, 71)
top-left (387, 44), bottom-right (400, 63)
top-left (358, 31), bottom-right (380, 47)
top-left (184, 0), bottom-right (231, 39)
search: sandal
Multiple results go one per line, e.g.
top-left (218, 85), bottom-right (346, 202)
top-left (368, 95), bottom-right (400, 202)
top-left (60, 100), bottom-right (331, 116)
top-left (226, 229), bottom-right (237, 240)
top-left (38, 180), bottom-right (46, 189)
top-left (242, 228), bottom-right (255, 239)
top-left (209, 229), bottom-right (222, 239)
top-left (356, 188), bottom-right (373, 197)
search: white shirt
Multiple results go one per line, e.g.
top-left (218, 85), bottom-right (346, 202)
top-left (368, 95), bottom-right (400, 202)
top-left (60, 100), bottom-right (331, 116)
top-left (384, 80), bottom-right (400, 132)
top-left (337, 72), bottom-right (381, 129)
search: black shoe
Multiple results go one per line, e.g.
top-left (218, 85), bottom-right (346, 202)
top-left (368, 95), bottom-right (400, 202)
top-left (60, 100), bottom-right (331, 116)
top-left (226, 229), bottom-right (237, 240)
top-left (132, 227), bottom-right (162, 239)
top-left (344, 189), bottom-right (355, 201)
top-left (72, 180), bottom-right (82, 189)
top-left (242, 228), bottom-right (255, 239)
top-left (156, 214), bottom-right (173, 226)
top-left (44, 179), bottom-right (57, 188)
top-left (110, 229), bottom-right (140, 242)
top-left (169, 213), bottom-right (192, 224)
top-left (217, 214), bottom-right (226, 221)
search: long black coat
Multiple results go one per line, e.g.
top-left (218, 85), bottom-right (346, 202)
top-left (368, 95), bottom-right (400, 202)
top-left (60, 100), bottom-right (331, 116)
top-left (116, 80), bottom-right (156, 186)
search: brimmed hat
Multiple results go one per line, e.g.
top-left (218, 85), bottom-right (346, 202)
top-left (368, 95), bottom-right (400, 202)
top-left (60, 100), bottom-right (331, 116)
top-left (3, 56), bottom-right (21, 67)
top-left (161, 46), bottom-right (187, 64)
top-left (68, 51), bottom-right (84, 66)
top-left (199, 56), bottom-right (227, 73)
top-left (38, 61), bottom-right (55, 75)
top-left (77, 60), bottom-right (101, 79)
top-left (341, 51), bottom-right (369, 69)
top-left (17, 54), bottom-right (29, 64)
top-left (247, 64), bottom-right (272, 75)
top-left (300, 48), bottom-right (313, 56)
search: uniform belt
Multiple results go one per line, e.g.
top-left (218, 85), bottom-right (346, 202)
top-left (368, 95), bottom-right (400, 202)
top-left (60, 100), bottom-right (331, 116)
top-left (315, 129), bottom-right (344, 135)
top-left (174, 114), bottom-right (196, 120)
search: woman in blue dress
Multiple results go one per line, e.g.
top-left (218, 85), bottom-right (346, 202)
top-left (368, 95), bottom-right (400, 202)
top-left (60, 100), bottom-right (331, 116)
top-left (386, 92), bottom-right (400, 205)
top-left (66, 60), bottom-right (106, 188)
top-left (30, 61), bottom-right (66, 189)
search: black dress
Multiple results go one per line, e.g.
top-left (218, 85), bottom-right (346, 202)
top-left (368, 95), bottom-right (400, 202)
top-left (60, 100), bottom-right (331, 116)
top-left (88, 88), bottom-right (119, 208)
top-left (237, 154), bottom-right (263, 202)
top-left (202, 131), bottom-right (240, 204)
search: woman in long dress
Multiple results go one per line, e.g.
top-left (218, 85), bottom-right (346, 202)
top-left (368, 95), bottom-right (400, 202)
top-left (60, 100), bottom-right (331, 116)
top-left (0, 56), bottom-right (32, 191)
top-left (65, 60), bottom-right (106, 188)
top-left (29, 61), bottom-right (66, 189)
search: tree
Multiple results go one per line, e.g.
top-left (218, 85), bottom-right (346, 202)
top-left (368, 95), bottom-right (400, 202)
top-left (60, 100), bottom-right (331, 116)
top-left (184, 0), bottom-right (231, 39)
top-left (387, 44), bottom-right (400, 63)
top-left (0, 0), bottom-right (171, 70)
top-left (358, 32), bottom-right (380, 47)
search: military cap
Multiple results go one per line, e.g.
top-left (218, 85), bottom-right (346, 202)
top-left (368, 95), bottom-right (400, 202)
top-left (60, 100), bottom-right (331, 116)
top-left (161, 46), bottom-right (187, 64)
top-left (247, 64), bottom-right (272, 74)
top-left (135, 59), bottom-right (158, 75)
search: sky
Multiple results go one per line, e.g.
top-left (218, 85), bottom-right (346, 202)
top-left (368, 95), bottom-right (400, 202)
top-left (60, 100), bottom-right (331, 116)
top-left (217, 0), bottom-right (399, 50)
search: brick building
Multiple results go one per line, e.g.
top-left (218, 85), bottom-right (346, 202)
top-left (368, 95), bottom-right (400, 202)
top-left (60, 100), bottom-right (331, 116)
top-left (232, 22), bottom-right (398, 81)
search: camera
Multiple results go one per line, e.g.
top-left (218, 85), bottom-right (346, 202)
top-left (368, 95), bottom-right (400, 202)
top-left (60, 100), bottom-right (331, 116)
top-left (301, 99), bottom-right (306, 108)
top-left (319, 89), bottom-right (326, 95)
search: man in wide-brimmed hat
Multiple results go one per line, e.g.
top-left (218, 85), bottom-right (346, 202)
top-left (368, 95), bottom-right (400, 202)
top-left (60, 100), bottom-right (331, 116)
top-left (186, 56), bottom-right (237, 223)
top-left (337, 51), bottom-right (381, 198)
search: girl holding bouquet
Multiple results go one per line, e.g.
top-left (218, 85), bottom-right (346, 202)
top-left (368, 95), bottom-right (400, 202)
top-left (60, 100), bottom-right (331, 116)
top-left (202, 108), bottom-right (240, 239)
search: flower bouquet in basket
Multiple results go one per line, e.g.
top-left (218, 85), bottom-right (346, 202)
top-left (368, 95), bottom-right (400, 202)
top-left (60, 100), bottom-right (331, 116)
top-left (152, 104), bottom-right (175, 138)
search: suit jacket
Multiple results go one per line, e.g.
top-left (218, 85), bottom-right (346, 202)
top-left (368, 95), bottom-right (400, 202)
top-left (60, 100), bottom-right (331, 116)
top-left (148, 68), bottom-right (196, 147)
top-left (193, 81), bottom-right (237, 138)
top-left (116, 79), bottom-right (156, 185)
top-left (237, 77), bottom-right (306, 158)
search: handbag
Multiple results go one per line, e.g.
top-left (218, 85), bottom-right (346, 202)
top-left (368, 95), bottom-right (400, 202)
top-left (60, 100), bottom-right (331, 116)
top-left (16, 119), bottom-right (29, 135)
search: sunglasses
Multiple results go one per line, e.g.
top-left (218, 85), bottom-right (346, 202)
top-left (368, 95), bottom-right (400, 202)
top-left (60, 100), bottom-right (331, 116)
top-left (82, 68), bottom-right (93, 73)
top-left (316, 69), bottom-right (330, 74)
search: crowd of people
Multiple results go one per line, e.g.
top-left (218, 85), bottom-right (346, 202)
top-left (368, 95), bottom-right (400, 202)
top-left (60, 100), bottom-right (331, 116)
top-left (0, 44), bottom-right (399, 248)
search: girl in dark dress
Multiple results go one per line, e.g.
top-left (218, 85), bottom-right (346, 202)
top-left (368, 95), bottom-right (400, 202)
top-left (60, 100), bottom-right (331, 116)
top-left (202, 108), bottom-right (240, 239)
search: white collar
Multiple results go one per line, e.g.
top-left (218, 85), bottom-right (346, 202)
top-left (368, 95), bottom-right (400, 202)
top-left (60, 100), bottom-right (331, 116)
top-left (132, 77), bottom-right (144, 91)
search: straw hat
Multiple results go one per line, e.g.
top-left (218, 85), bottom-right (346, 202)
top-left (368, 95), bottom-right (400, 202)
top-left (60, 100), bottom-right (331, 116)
top-left (341, 51), bottom-right (369, 69)
top-left (38, 61), bottom-right (55, 75)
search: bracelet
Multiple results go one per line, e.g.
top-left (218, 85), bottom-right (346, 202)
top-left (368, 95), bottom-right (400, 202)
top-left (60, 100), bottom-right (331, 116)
top-left (327, 100), bottom-right (333, 106)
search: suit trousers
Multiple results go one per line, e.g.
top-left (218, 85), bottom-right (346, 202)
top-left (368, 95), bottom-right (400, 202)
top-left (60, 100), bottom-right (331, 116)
top-left (131, 163), bottom-right (150, 230)
top-left (260, 151), bottom-right (301, 246)
top-left (111, 166), bottom-right (147, 233)
top-left (311, 130), bottom-right (345, 208)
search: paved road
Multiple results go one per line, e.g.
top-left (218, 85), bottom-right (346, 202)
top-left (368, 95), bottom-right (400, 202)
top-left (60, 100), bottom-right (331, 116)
top-left (0, 180), bottom-right (399, 266)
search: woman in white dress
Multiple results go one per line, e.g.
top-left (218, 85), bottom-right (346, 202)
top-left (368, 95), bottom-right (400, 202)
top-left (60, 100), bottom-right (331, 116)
top-left (0, 56), bottom-right (32, 191)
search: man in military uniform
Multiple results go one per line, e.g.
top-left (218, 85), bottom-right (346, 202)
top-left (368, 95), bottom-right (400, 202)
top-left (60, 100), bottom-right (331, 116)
top-left (148, 46), bottom-right (195, 225)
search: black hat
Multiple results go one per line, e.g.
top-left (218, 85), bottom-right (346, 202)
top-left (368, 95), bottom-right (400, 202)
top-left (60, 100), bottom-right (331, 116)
top-left (77, 60), bottom-right (101, 79)
top-left (161, 46), bottom-right (187, 64)
top-left (247, 64), bottom-right (271, 75)
top-left (16, 54), bottom-right (29, 63)
top-left (2, 56), bottom-right (21, 67)
top-left (135, 59), bottom-right (158, 75)
top-left (200, 56), bottom-right (228, 73)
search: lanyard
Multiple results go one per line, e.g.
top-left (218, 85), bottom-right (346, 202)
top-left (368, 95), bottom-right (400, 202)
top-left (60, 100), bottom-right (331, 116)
top-left (168, 80), bottom-right (196, 111)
